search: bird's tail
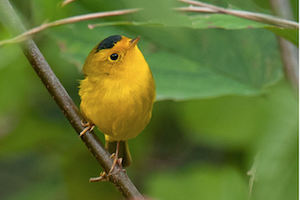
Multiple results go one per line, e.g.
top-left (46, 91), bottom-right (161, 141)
top-left (105, 140), bottom-right (132, 167)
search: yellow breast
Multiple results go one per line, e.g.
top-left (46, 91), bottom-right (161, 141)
top-left (80, 74), bottom-right (154, 141)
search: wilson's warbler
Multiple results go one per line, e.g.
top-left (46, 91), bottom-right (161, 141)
top-left (78, 35), bottom-right (155, 169)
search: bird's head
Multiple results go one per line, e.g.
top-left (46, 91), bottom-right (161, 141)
top-left (82, 35), bottom-right (145, 78)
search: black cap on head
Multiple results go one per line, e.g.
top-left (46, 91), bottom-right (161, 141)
top-left (96, 35), bottom-right (122, 52)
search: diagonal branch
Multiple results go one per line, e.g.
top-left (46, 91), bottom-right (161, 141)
top-left (0, 8), bottom-right (140, 46)
top-left (0, 0), bottom-right (144, 199)
top-left (178, 0), bottom-right (299, 29)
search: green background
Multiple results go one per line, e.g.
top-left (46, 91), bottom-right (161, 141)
top-left (0, 0), bottom-right (298, 199)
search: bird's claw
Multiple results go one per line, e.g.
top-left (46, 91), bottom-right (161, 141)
top-left (89, 167), bottom-right (126, 182)
top-left (89, 153), bottom-right (125, 182)
top-left (79, 120), bottom-right (95, 137)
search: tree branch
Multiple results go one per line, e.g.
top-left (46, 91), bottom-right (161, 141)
top-left (178, 0), bottom-right (299, 29)
top-left (0, 0), bottom-right (144, 199)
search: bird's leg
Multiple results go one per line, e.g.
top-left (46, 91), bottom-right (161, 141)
top-left (108, 141), bottom-right (123, 174)
top-left (88, 141), bottom-right (125, 182)
top-left (79, 120), bottom-right (95, 137)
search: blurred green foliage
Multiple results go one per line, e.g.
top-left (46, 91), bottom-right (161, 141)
top-left (0, 0), bottom-right (297, 200)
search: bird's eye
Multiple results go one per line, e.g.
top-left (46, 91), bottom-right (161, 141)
top-left (110, 53), bottom-right (119, 61)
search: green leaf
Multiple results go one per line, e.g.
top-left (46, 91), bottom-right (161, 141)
top-left (91, 14), bottom-right (298, 46)
top-left (160, 14), bottom-right (269, 29)
top-left (51, 23), bottom-right (283, 101)
top-left (91, 14), bottom-right (270, 30)
top-left (266, 27), bottom-right (298, 46)
top-left (148, 51), bottom-right (262, 100)
top-left (140, 28), bottom-right (282, 100)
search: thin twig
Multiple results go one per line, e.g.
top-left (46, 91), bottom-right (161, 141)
top-left (269, 0), bottom-right (298, 89)
top-left (178, 0), bottom-right (299, 29)
top-left (61, 0), bottom-right (75, 7)
top-left (0, 8), bottom-right (140, 46)
top-left (247, 154), bottom-right (259, 199)
top-left (0, 0), bottom-right (144, 199)
top-left (176, 6), bottom-right (217, 13)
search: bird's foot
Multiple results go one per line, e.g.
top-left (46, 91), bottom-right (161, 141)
top-left (89, 154), bottom-right (125, 182)
top-left (109, 153), bottom-right (124, 173)
top-left (89, 171), bottom-right (109, 182)
top-left (79, 120), bottom-right (95, 137)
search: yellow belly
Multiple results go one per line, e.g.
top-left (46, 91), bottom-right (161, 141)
top-left (79, 77), bottom-right (154, 142)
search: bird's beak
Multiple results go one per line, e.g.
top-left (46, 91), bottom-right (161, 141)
top-left (128, 36), bottom-right (141, 49)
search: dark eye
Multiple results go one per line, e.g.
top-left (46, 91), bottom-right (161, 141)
top-left (110, 53), bottom-right (118, 61)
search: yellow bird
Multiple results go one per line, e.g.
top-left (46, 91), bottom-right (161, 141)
top-left (78, 35), bottom-right (155, 168)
